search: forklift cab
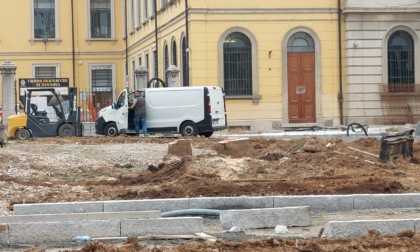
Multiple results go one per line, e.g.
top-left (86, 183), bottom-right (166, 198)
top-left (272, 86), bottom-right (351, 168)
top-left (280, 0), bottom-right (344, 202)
top-left (8, 87), bottom-right (78, 140)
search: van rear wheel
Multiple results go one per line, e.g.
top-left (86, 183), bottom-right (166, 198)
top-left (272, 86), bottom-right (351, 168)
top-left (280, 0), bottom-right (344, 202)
top-left (104, 123), bottom-right (118, 137)
top-left (180, 122), bottom-right (198, 137)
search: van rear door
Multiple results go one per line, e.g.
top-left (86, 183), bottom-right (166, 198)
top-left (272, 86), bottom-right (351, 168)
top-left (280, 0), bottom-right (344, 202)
top-left (207, 86), bottom-right (227, 128)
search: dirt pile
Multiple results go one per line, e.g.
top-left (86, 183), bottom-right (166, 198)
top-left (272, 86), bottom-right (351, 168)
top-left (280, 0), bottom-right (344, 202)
top-left (0, 134), bottom-right (419, 251)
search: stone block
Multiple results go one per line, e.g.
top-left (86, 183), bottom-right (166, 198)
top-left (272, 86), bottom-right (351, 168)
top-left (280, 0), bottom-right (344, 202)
top-left (327, 219), bottom-right (415, 238)
top-left (121, 217), bottom-right (203, 236)
top-left (188, 196), bottom-right (273, 210)
top-left (168, 139), bottom-right (192, 156)
top-left (6, 220), bottom-right (120, 245)
top-left (0, 211), bottom-right (160, 224)
top-left (104, 198), bottom-right (190, 213)
top-left (215, 138), bottom-right (250, 158)
top-left (354, 193), bottom-right (420, 210)
top-left (0, 224), bottom-right (8, 245)
top-left (13, 202), bottom-right (104, 215)
top-left (220, 206), bottom-right (311, 230)
top-left (415, 219), bottom-right (420, 231)
top-left (273, 195), bottom-right (354, 212)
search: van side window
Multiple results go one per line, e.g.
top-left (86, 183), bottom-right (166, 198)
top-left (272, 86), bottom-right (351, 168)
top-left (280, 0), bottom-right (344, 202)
top-left (116, 92), bottom-right (126, 109)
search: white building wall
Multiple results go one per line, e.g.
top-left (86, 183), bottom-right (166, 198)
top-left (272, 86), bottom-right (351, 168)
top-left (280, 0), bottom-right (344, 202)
top-left (344, 0), bottom-right (420, 125)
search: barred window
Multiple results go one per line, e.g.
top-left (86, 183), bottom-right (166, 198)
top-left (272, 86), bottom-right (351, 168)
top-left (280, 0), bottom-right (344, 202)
top-left (35, 66), bottom-right (57, 78)
top-left (223, 32), bottom-right (252, 96)
top-left (388, 30), bottom-right (414, 92)
top-left (92, 69), bottom-right (112, 92)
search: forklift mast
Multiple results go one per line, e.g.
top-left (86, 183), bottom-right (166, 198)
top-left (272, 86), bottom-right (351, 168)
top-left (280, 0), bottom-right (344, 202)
top-left (24, 87), bottom-right (77, 121)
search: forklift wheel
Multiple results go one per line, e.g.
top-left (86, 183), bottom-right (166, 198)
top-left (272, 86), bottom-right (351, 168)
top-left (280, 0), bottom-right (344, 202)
top-left (58, 124), bottom-right (75, 137)
top-left (16, 128), bottom-right (30, 140)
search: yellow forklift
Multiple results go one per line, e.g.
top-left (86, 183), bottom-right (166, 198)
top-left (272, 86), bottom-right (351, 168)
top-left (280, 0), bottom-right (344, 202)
top-left (8, 87), bottom-right (79, 140)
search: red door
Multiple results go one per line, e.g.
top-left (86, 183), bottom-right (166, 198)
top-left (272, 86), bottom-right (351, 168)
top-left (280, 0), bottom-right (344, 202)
top-left (288, 52), bottom-right (316, 123)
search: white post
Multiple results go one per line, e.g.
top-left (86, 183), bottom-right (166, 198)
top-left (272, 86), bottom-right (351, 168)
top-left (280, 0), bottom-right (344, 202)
top-left (0, 61), bottom-right (17, 130)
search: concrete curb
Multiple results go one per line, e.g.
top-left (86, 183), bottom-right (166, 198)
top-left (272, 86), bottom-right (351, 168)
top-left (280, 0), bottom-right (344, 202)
top-left (327, 218), bottom-right (420, 238)
top-left (220, 206), bottom-right (311, 230)
top-left (0, 211), bottom-right (161, 224)
top-left (12, 193), bottom-right (420, 215)
top-left (0, 217), bottom-right (204, 246)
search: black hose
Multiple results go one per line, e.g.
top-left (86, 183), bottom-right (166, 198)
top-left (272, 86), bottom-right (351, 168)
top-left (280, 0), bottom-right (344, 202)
top-left (161, 209), bottom-right (221, 218)
top-left (346, 123), bottom-right (368, 136)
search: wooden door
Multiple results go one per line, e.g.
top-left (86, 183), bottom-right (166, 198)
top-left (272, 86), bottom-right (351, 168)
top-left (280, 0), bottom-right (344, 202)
top-left (288, 52), bottom-right (315, 123)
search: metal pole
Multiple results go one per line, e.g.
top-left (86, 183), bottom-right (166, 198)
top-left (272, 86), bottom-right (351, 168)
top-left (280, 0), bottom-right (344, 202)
top-left (338, 0), bottom-right (344, 125)
top-left (154, 0), bottom-right (159, 78)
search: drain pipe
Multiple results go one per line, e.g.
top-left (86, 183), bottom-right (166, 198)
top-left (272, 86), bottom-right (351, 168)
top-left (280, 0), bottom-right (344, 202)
top-left (184, 0), bottom-right (190, 86)
top-left (125, 0), bottom-right (129, 86)
top-left (338, 0), bottom-right (344, 125)
top-left (154, 0), bottom-right (159, 78)
top-left (71, 0), bottom-right (75, 87)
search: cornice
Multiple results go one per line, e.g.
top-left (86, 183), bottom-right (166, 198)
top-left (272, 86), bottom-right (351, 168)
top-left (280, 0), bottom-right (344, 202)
top-left (190, 8), bottom-right (337, 14)
top-left (343, 7), bottom-right (420, 13)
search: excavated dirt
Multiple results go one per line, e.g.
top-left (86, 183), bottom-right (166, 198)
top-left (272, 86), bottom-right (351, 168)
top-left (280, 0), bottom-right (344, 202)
top-left (1, 133), bottom-right (420, 251)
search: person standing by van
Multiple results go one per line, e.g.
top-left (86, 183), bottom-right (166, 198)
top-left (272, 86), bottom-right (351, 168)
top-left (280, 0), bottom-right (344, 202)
top-left (128, 90), bottom-right (147, 136)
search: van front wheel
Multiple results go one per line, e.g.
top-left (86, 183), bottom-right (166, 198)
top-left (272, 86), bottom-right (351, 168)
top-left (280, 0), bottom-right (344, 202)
top-left (180, 122), bottom-right (198, 137)
top-left (104, 123), bottom-right (118, 137)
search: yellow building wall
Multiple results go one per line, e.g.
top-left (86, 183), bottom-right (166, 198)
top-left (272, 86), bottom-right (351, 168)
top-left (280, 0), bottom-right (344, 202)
top-left (184, 0), bottom-right (342, 124)
top-left (0, 0), bottom-right (345, 129)
top-left (0, 0), bottom-right (127, 106)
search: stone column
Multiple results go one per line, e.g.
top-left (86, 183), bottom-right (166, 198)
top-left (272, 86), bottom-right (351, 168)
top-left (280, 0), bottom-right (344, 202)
top-left (166, 65), bottom-right (180, 87)
top-left (0, 61), bottom-right (17, 129)
top-left (135, 66), bottom-right (149, 90)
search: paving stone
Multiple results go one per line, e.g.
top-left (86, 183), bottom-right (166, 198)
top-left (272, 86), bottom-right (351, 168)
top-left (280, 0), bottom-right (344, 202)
top-left (220, 206), bottom-right (311, 230)
top-left (273, 195), bottom-right (354, 211)
top-left (6, 220), bottom-right (120, 245)
top-left (121, 217), bottom-right (203, 236)
top-left (327, 219), bottom-right (415, 238)
top-left (188, 196), bottom-right (273, 210)
top-left (103, 198), bottom-right (189, 212)
top-left (13, 202), bottom-right (104, 215)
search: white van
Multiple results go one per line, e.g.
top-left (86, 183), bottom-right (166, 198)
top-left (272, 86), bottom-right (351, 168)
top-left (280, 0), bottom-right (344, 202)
top-left (95, 86), bottom-right (227, 137)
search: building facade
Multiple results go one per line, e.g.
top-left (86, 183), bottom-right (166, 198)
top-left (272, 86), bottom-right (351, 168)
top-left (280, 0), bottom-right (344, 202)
top-left (127, 0), bottom-right (345, 130)
top-left (344, 0), bottom-right (420, 125)
top-left (0, 0), bottom-right (346, 131)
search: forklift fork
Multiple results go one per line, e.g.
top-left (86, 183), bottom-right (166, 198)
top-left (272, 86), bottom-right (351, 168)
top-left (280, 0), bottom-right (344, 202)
top-left (379, 129), bottom-right (414, 163)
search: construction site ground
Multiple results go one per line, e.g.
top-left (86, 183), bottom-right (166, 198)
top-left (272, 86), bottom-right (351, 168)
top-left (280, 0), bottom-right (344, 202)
top-left (0, 130), bottom-right (420, 251)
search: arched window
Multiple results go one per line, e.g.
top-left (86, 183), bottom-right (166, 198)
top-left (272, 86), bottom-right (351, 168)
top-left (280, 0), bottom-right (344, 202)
top-left (388, 30), bottom-right (414, 92)
top-left (223, 32), bottom-right (252, 96)
top-left (182, 37), bottom-right (189, 86)
top-left (164, 44), bottom-right (169, 84)
top-left (172, 40), bottom-right (177, 66)
top-left (287, 32), bottom-right (314, 53)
